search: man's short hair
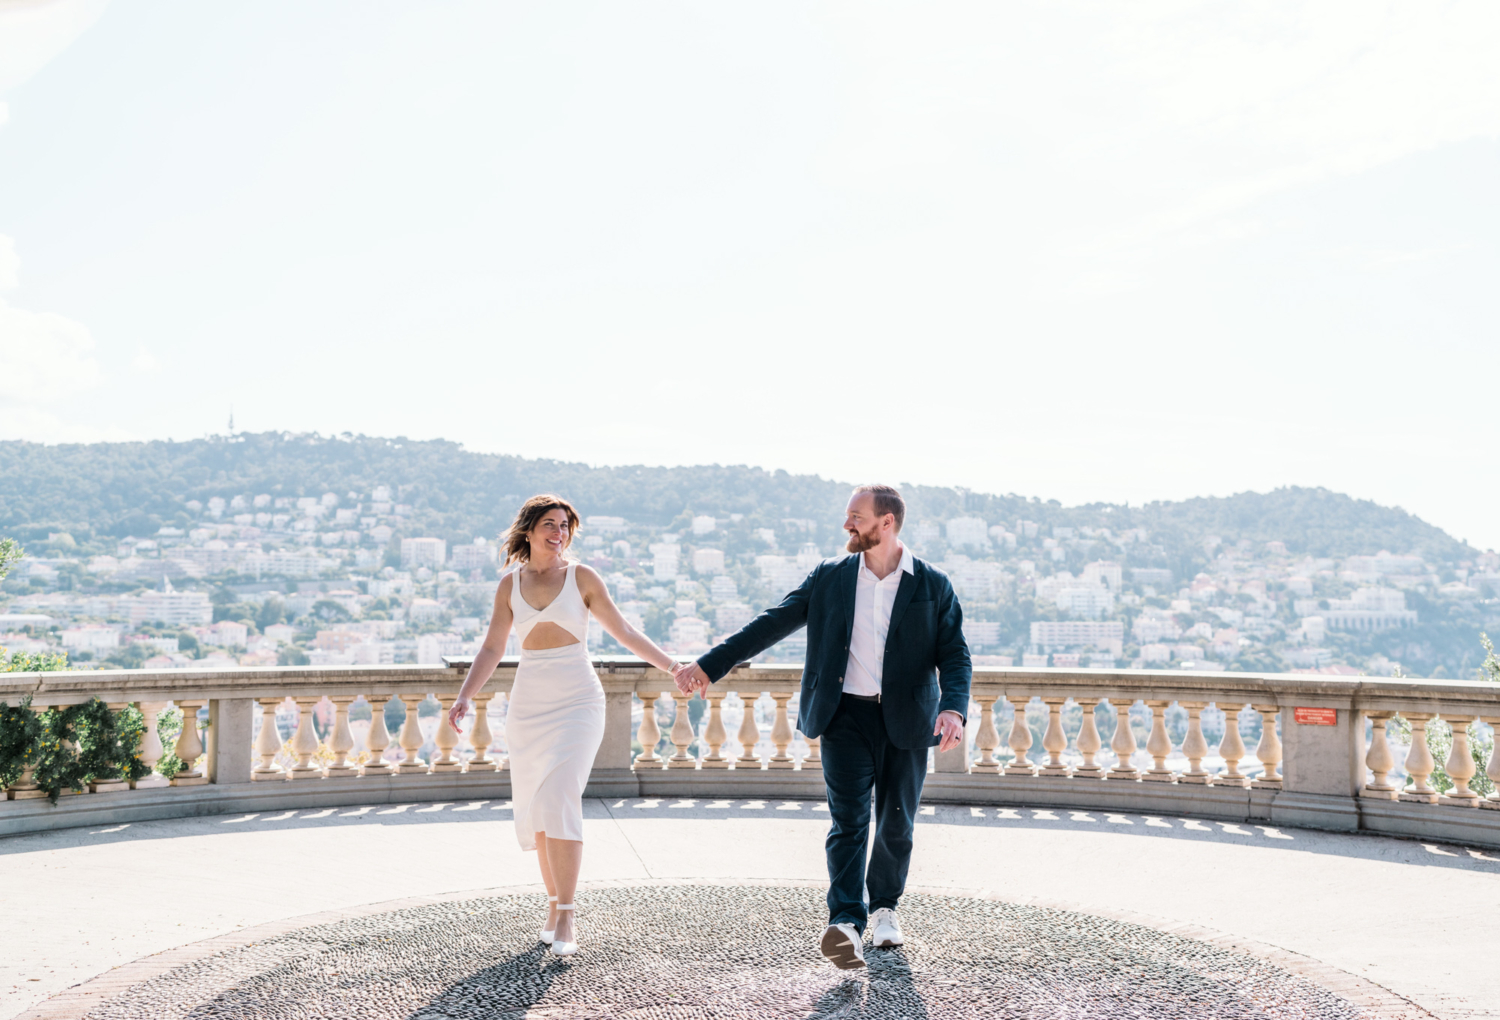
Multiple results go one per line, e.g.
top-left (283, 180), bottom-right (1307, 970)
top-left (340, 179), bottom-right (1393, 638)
top-left (852, 484), bottom-right (906, 532)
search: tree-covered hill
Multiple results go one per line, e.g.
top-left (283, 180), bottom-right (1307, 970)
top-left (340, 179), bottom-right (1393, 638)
top-left (0, 433), bottom-right (1478, 563)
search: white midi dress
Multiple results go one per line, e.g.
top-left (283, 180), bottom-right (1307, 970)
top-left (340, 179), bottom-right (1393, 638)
top-left (505, 563), bottom-right (606, 851)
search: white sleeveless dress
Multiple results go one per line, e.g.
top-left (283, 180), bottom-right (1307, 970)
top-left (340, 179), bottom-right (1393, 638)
top-left (506, 563), bottom-right (606, 850)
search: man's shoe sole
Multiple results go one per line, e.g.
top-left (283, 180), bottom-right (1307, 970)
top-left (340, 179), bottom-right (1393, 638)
top-left (820, 926), bottom-right (867, 970)
top-left (872, 936), bottom-right (903, 948)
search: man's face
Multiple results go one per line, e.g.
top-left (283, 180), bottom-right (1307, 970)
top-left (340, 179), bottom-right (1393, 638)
top-left (844, 493), bottom-right (888, 553)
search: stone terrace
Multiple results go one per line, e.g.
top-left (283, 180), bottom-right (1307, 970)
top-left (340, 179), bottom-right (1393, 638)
top-left (4, 661), bottom-right (1500, 1017)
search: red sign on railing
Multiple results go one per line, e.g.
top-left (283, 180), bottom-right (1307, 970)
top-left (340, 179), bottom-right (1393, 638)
top-left (1294, 707), bottom-right (1338, 726)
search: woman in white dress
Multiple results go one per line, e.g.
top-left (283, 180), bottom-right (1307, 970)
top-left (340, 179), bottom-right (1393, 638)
top-left (448, 494), bottom-right (684, 957)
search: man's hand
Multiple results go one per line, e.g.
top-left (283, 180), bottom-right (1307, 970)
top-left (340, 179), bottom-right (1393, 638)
top-left (672, 661), bottom-right (711, 696)
top-left (672, 661), bottom-right (709, 695)
top-left (934, 709), bottom-right (965, 753)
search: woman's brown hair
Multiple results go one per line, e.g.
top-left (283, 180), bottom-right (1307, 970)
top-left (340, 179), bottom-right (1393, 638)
top-left (502, 494), bottom-right (581, 565)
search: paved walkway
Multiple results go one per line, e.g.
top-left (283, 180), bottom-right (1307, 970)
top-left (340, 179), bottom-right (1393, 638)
top-left (2, 798), bottom-right (1498, 1019)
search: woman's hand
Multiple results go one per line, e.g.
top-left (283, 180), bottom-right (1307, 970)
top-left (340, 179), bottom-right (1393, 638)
top-left (448, 697), bottom-right (474, 731)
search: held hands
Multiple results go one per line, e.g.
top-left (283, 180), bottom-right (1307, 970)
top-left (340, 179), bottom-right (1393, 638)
top-left (447, 697), bottom-right (474, 731)
top-left (934, 709), bottom-right (964, 753)
top-left (671, 660), bottom-right (710, 696)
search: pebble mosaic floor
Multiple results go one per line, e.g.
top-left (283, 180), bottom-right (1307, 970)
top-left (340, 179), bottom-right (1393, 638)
top-left (80, 885), bottom-right (1386, 1020)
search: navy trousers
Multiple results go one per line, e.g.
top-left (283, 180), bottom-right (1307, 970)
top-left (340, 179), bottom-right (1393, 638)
top-left (820, 694), bottom-right (929, 932)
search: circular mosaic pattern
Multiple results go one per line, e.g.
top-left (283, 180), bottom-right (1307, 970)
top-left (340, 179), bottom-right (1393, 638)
top-left (84, 886), bottom-right (1380, 1020)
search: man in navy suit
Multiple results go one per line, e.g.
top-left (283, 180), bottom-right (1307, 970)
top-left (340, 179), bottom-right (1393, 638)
top-left (675, 484), bottom-right (971, 969)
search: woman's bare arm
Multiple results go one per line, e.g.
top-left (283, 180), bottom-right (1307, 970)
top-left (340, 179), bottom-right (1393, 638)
top-left (448, 573), bottom-right (514, 727)
top-left (575, 565), bottom-right (680, 673)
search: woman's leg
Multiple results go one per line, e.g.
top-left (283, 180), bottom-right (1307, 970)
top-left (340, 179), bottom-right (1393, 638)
top-left (545, 837), bottom-right (584, 943)
top-left (535, 832), bottom-right (559, 931)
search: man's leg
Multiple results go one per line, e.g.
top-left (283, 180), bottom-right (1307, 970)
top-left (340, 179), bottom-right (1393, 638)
top-left (865, 737), bottom-right (928, 914)
top-left (819, 697), bottom-right (879, 931)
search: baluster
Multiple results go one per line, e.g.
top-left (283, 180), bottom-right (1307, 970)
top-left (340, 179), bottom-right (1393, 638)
top-left (88, 703), bottom-right (132, 793)
top-left (1178, 702), bottom-right (1210, 784)
top-left (326, 696), bottom-right (358, 778)
top-left (1073, 698), bottom-right (1104, 778)
top-left (362, 695), bottom-right (395, 777)
top-left (6, 700), bottom-right (46, 799)
top-left (701, 691), bottom-right (729, 769)
top-left (668, 693), bottom-right (698, 768)
top-left (1439, 715), bottom-right (1481, 807)
top-left (1003, 694), bottom-right (1037, 776)
top-left (431, 694), bottom-right (463, 772)
top-left (1482, 714), bottom-right (1500, 810)
top-left (974, 695), bottom-right (1002, 773)
top-left (1360, 711), bottom-right (1398, 800)
top-left (735, 691), bottom-right (763, 769)
top-left (287, 697), bottom-right (324, 779)
top-left (133, 700), bottom-right (170, 788)
top-left (396, 693), bottom-right (429, 774)
top-left (1107, 698), bottom-right (1139, 780)
top-left (467, 693), bottom-right (498, 772)
top-left (768, 694), bottom-right (795, 768)
top-left (1398, 713), bottom-right (1438, 803)
top-left (1251, 704), bottom-right (1282, 787)
top-left (634, 692), bottom-right (662, 768)
top-left (171, 700), bottom-right (208, 786)
top-left (802, 733), bottom-right (822, 771)
top-left (252, 697), bottom-right (284, 780)
top-left (1142, 699), bottom-right (1176, 782)
top-left (1038, 697), bottom-right (1069, 776)
top-left (1215, 702), bottom-right (1250, 788)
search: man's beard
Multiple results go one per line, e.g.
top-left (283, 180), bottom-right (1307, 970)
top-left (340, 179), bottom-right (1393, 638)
top-left (845, 527), bottom-right (881, 554)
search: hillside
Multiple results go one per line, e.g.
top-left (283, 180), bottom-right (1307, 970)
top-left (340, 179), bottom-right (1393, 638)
top-left (0, 434), bottom-right (1477, 564)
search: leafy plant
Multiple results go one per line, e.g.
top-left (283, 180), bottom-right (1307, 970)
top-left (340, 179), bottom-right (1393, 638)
top-left (1480, 633), bottom-right (1500, 684)
top-left (0, 696), bottom-right (43, 789)
top-left (0, 537), bottom-right (22, 582)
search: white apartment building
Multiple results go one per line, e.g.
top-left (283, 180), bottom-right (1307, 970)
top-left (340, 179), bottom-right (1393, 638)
top-left (1055, 587), bottom-right (1114, 618)
top-left (1029, 620), bottom-right (1124, 657)
top-left (715, 602), bottom-right (754, 635)
top-left (204, 620), bottom-right (249, 648)
top-left (401, 537), bottom-right (447, 570)
top-left (449, 539), bottom-right (497, 572)
top-left (946, 517), bottom-right (990, 549)
top-left (1130, 568), bottom-right (1173, 586)
top-left (1132, 616), bottom-right (1182, 644)
top-left (709, 575), bottom-right (738, 601)
top-left (669, 616), bottom-right (711, 652)
top-left (1294, 588), bottom-right (1417, 631)
top-left (1081, 561), bottom-right (1123, 591)
top-left (691, 515), bottom-right (717, 536)
top-left (949, 561), bottom-right (1006, 601)
top-left (61, 626), bottom-right (120, 651)
top-left (650, 542), bottom-right (680, 581)
top-left (407, 597), bottom-right (444, 622)
top-left (962, 621), bottom-right (1002, 648)
top-left (128, 588), bottom-right (213, 626)
top-left (692, 548), bottom-right (726, 574)
top-left (586, 516), bottom-right (628, 535)
top-left (1139, 643), bottom-right (1171, 664)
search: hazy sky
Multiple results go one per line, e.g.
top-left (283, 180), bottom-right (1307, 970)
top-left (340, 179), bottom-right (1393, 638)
top-left (2, 2), bottom-right (1497, 549)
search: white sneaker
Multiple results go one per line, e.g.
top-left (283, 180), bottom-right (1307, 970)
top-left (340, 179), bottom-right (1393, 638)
top-left (870, 908), bottom-right (903, 948)
top-left (819, 923), bottom-right (866, 970)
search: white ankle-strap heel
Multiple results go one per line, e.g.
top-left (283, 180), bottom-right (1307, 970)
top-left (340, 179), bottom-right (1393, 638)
top-left (540, 896), bottom-right (559, 945)
top-left (550, 903), bottom-right (578, 956)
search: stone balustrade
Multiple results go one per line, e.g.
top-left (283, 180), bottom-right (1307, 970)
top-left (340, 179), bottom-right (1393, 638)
top-left (4, 660), bottom-right (1500, 849)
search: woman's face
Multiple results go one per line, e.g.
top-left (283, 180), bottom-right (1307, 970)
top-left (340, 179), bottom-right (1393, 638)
top-left (528, 508), bottom-right (572, 558)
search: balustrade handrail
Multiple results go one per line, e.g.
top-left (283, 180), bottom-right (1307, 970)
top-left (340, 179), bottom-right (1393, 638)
top-left (4, 659), bottom-right (1498, 710)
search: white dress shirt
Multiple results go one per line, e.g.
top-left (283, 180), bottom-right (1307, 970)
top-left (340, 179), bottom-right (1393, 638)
top-left (842, 542), bottom-right (915, 697)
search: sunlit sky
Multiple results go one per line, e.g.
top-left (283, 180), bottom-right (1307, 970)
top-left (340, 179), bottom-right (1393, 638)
top-left (2, 2), bottom-right (1497, 549)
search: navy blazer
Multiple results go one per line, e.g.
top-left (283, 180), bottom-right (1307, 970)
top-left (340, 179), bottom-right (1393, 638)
top-left (698, 552), bottom-right (972, 750)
